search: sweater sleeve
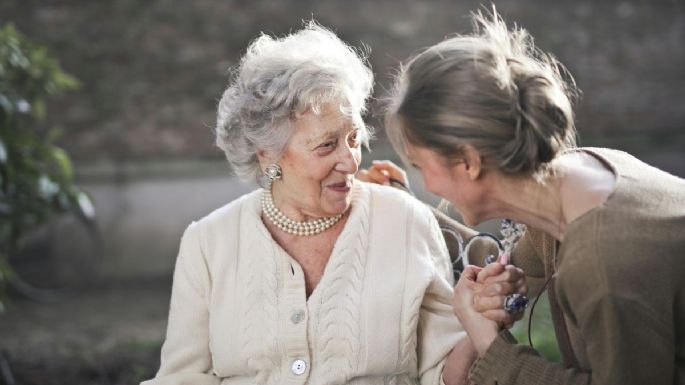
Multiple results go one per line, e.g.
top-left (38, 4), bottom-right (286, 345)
top-left (466, 227), bottom-right (592, 385)
top-left (469, 229), bottom-right (676, 385)
top-left (141, 222), bottom-right (220, 385)
top-left (468, 286), bottom-right (674, 385)
top-left (417, 211), bottom-right (468, 385)
top-left (468, 330), bottom-right (590, 385)
top-left (465, 228), bottom-right (588, 385)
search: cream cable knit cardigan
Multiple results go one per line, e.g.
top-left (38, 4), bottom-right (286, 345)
top-left (142, 182), bottom-right (465, 385)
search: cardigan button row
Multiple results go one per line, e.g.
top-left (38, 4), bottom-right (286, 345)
top-left (291, 359), bottom-right (307, 375)
top-left (291, 310), bottom-right (305, 324)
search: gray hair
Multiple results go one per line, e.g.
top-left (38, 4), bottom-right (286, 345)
top-left (386, 9), bottom-right (578, 176)
top-left (215, 22), bottom-right (374, 184)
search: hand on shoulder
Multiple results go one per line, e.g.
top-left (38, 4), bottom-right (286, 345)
top-left (358, 160), bottom-right (411, 191)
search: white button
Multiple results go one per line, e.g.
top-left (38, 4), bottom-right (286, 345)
top-left (291, 310), bottom-right (305, 324)
top-left (291, 359), bottom-right (307, 375)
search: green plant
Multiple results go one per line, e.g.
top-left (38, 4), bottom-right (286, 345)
top-left (0, 23), bottom-right (95, 310)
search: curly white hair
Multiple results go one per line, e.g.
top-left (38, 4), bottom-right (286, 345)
top-left (215, 21), bottom-right (374, 184)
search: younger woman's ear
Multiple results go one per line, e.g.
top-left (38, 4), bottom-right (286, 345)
top-left (461, 145), bottom-right (483, 180)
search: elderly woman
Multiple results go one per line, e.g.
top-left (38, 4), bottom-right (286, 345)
top-left (141, 23), bottom-right (524, 385)
top-left (379, 9), bottom-right (685, 385)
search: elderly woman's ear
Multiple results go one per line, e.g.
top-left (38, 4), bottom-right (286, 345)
top-left (256, 148), bottom-right (276, 171)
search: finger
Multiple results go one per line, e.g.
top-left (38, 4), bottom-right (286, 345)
top-left (366, 166), bottom-right (391, 185)
top-left (367, 164), bottom-right (392, 178)
top-left (480, 281), bottom-right (515, 297)
top-left (482, 265), bottom-right (525, 284)
top-left (487, 276), bottom-right (529, 294)
top-left (460, 265), bottom-right (484, 282)
top-left (481, 309), bottom-right (521, 325)
top-left (516, 280), bottom-right (528, 295)
top-left (359, 167), bottom-right (388, 185)
top-left (498, 252), bottom-right (510, 265)
top-left (496, 313), bottom-right (525, 330)
top-left (476, 262), bottom-right (505, 283)
top-left (473, 293), bottom-right (507, 313)
top-left (453, 265), bottom-right (484, 312)
top-left (512, 310), bottom-right (526, 323)
top-left (371, 160), bottom-right (408, 184)
top-left (356, 169), bottom-right (371, 182)
top-left (488, 278), bottom-right (527, 293)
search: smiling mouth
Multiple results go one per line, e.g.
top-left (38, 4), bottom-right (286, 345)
top-left (327, 180), bottom-right (352, 192)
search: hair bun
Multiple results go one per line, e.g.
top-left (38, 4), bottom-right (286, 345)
top-left (497, 54), bottom-right (576, 173)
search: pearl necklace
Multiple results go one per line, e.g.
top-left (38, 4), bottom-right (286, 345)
top-left (261, 189), bottom-right (343, 236)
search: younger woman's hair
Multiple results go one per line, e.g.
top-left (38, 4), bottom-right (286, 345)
top-left (386, 8), bottom-right (579, 175)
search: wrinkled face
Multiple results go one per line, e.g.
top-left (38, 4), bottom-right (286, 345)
top-left (406, 144), bottom-right (484, 226)
top-left (269, 103), bottom-right (362, 218)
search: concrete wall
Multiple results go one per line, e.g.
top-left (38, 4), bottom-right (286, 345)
top-left (46, 141), bottom-right (683, 282)
top-left (42, 162), bottom-right (250, 281)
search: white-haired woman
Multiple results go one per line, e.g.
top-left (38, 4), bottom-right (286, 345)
top-left (141, 23), bottom-right (524, 385)
top-left (381, 9), bottom-right (685, 385)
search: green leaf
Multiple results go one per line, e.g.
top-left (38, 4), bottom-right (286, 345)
top-left (53, 71), bottom-right (79, 91)
top-left (50, 146), bottom-right (73, 181)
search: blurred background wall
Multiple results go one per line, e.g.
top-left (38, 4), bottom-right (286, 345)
top-left (1, 0), bottom-right (684, 282)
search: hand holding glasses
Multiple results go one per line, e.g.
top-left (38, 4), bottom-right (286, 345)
top-left (443, 219), bottom-right (529, 327)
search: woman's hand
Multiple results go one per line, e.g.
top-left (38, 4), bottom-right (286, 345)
top-left (473, 263), bottom-right (528, 329)
top-left (452, 265), bottom-right (500, 356)
top-left (357, 160), bottom-right (409, 188)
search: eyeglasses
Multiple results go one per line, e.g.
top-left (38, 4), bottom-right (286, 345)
top-left (440, 226), bottom-right (504, 280)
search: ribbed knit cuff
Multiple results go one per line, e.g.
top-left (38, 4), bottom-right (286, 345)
top-left (468, 330), bottom-right (518, 385)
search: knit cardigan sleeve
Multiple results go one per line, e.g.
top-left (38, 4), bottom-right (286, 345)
top-left (416, 206), bottom-right (467, 385)
top-left (141, 222), bottom-right (220, 385)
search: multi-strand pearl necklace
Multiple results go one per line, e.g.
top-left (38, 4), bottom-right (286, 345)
top-left (261, 189), bottom-right (343, 236)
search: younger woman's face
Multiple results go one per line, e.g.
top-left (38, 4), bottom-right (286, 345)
top-left (405, 144), bottom-right (485, 226)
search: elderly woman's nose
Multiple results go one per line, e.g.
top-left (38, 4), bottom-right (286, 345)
top-left (335, 145), bottom-right (359, 174)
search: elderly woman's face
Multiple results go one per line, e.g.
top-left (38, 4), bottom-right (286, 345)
top-left (273, 103), bottom-right (362, 218)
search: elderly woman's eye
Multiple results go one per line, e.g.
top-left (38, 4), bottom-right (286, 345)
top-left (348, 131), bottom-right (360, 146)
top-left (411, 163), bottom-right (421, 170)
top-left (317, 140), bottom-right (337, 152)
